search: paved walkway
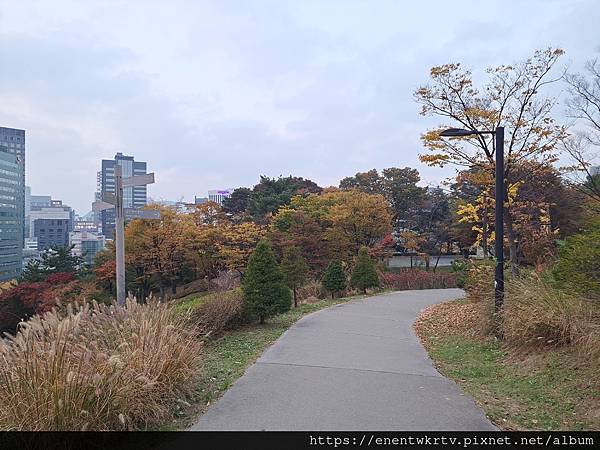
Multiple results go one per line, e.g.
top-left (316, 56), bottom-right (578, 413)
top-left (191, 289), bottom-right (496, 431)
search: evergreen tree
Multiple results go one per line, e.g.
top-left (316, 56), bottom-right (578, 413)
top-left (322, 260), bottom-right (346, 299)
top-left (20, 259), bottom-right (48, 282)
top-left (350, 247), bottom-right (379, 294)
top-left (20, 245), bottom-right (84, 282)
top-left (242, 240), bottom-right (291, 323)
top-left (280, 246), bottom-right (309, 308)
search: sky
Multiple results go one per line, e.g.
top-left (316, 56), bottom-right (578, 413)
top-left (0, 0), bottom-right (599, 214)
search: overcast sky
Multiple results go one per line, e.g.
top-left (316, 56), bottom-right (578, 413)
top-left (0, 0), bottom-right (598, 214)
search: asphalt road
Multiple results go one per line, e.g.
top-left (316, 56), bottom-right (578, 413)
top-left (191, 289), bottom-right (496, 431)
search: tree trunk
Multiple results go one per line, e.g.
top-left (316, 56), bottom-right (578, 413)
top-left (331, 292), bottom-right (335, 299)
top-left (433, 254), bottom-right (441, 272)
top-left (293, 287), bottom-right (297, 308)
top-left (259, 315), bottom-right (265, 325)
top-left (171, 280), bottom-right (177, 295)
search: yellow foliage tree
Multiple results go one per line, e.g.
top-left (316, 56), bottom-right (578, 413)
top-left (415, 48), bottom-right (568, 273)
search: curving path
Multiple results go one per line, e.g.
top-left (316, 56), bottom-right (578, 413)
top-left (191, 289), bottom-right (496, 431)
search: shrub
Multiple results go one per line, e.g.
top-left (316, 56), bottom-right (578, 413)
top-left (280, 246), bottom-right (309, 307)
top-left (242, 240), bottom-right (291, 323)
top-left (552, 227), bottom-right (600, 297)
top-left (450, 259), bottom-right (469, 288)
top-left (192, 289), bottom-right (244, 338)
top-left (464, 260), bottom-right (495, 303)
top-left (296, 280), bottom-right (328, 303)
top-left (379, 270), bottom-right (457, 291)
top-left (322, 260), bottom-right (346, 298)
top-left (503, 273), bottom-right (600, 361)
top-left (350, 247), bottom-right (379, 294)
top-left (0, 278), bottom-right (99, 335)
top-left (0, 299), bottom-right (201, 431)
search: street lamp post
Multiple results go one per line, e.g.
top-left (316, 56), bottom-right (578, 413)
top-left (440, 127), bottom-right (505, 336)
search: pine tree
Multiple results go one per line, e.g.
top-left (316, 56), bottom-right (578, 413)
top-left (280, 246), bottom-right (309, 308)
top-left (322, 260), bottom-right (346, 299)
top-left (350, 247), bottom-right (379, 294)
top-left (242, 240), bottom-right (292, 323)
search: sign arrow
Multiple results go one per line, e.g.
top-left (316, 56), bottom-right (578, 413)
top-left (93, 201), bottom-right (115, 212)
top-left (102, 192), bottom-right (117, 205)
top-left (123, 173), bottom-right (155, 187)
top-left (124, 208), bottom-right (161, 220)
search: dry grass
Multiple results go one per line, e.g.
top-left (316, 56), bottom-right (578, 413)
top-left (191, 289), bottom-right (244, 339)
top-left (415, 298), bottom-right (600, 430)
top-left (414, 298), bottom-right (481, 340)
top-left (296, 280), bottom-right (328, 304)
top-left (464, 261), bottom-right (498, 335)
top-left (0, 299), bottom-right (202, 431)
top-left (503, 274), bottom-right (600, 362)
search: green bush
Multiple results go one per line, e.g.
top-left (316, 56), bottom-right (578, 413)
top-left (553, 228), bottom-right (600, 297)
top-left (350, 247), bottom-right (379, 294)
top-left (322, 260), bottom-right (346, 298)
top-left (451, 259), bottom-right (469, 288)
top-left (242, 240), bottom-right (291, 323)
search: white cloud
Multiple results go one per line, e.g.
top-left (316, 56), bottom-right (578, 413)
top-left (0, 0), bottom-right (598, 212)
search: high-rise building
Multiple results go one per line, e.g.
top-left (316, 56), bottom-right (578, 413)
top-left (69, 230), bottom-right (105, 266)
top-left (0, 131), bottom-right (24, 281)
top-left (29, 199), bottom-right (75, 250)
top-left (208, 189), bottom-right (234, 205)
top-left (99, 153), bottom-right (148, 239)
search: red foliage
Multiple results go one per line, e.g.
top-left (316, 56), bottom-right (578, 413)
top-left (379, 270), bottom-right (457, 291)
top-left (47, 272), bottom-right (75, 285)
top-left (0, 273), bottom-right (92, 335)
top-left (0, 282), bottom-right (50, 334)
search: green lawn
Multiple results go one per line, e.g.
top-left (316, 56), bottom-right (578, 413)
top-left (416, 299), bottom-right (599, 431)
top-left (163, 294), bottom-right (365, 430)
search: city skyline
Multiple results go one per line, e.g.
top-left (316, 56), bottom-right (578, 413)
top-left (1, 1), bottom-right (598, 213)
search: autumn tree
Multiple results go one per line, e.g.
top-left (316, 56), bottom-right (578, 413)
top-left (222, 187), bottom-right (252, 218)
top-left (248, 175), bottom-right (322, 221)
top-left (350, 247), bottom-right (379, 294)
top-left (280, 246), bottom-right (309, 307)
top-left (415, 48), bottom-right (567, 274)
top-left (325, 190), bottom-right (393, 260)
top-left (217, 221), bottom-right (266, 275)
top-left (192, 201), bottom-right (226, 226)
top-left (340, 167), bottom-right (426, 228)
top-left (340, 169), bottom-right (382, 194)
top-left (322, 260), bottom-right (346, 299)
top-left (242, 240), bottom-right (291, 323)
top-left (563, 59), bottom-right (600, 204)
top-left (270, 209), bottom-right (330, 274)
top-left (122, 205), bottom-right (201, 297)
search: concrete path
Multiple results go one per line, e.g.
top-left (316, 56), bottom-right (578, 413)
top-left (191, 289), bottom-right (496, 431)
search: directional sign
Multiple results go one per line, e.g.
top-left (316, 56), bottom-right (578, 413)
top-left (124, 208), bottom-right (161, 220)
top-left (122, 173), bottom-right (155, 187)
top-left (102, 192), bottom-right (117, 205)
top-left (92, 201), bottom-right (115, 212)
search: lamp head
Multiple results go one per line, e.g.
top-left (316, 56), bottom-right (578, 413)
top-left (439, 128), bottom-right (476, 137)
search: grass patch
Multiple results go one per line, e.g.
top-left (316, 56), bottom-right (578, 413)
top-left (415, 300), bottom-right (600, 431)
top-left (163, 294), bottom-right (365, 430)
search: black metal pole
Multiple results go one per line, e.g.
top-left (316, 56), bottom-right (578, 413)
top-left (494, 126), bottom-right (505, 338)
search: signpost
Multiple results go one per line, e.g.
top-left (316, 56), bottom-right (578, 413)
top-left (93, 166), bottom-right (159, 305)
top-left (124, 208), bottom-right (161, 220)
